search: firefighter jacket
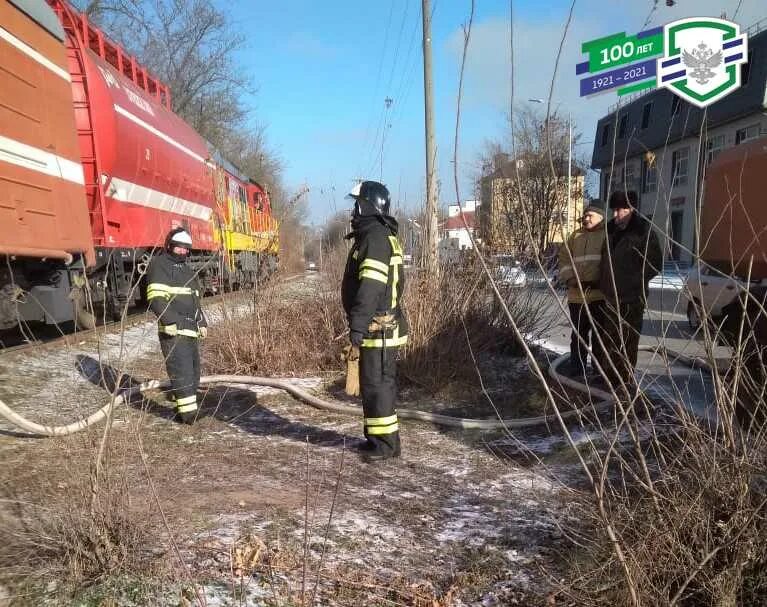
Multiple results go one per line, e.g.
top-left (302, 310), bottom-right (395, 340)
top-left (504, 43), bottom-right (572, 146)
top-left (558, 225), bottom-right (607, 304)
top-left (599, 213), bottom-right (663, 305)
top-left (342, 214), bottom-right (409, 347)
top-left (146, 251), bottom-right (207, 338)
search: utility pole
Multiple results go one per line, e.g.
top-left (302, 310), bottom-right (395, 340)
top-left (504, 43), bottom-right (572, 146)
top-left (421, 0), bottom-right (438, 274)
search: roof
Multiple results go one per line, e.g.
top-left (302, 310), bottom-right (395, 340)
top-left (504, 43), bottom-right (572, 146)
top-left (591, 27), bottom-right (767, 169)
top-left (9, 0), bottom-right (65, 41)
top-left (443, 211), bottom-right (476, 230)
top-left (483, 155), bottom-right (585, 182)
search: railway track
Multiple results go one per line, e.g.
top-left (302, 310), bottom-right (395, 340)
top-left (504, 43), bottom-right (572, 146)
top-left (0, 272), bottom-right (306, 356)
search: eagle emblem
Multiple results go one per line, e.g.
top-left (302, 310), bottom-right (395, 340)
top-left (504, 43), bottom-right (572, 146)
top-left (682, 42), bottom-right (723, 85)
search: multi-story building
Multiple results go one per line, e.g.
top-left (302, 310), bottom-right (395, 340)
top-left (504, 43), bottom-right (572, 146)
top-left (591, 22), bottom-right (767, 263)
top-left (478, 154), bottom-right (584, 254)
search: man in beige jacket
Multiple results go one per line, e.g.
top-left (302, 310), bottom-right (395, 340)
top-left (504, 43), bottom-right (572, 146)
top-left (557, 201), bottom-right (607, 379)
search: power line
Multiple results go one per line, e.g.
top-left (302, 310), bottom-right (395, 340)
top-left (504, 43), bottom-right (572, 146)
top-left (366, 1), bottom-right (427, 179)
top-left (356, 1), bottom-right (396, 176)
top-left (361, 0), bottom-right (410, 178)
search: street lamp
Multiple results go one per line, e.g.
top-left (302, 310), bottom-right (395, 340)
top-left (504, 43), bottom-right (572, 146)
top-left (529, 98), bottom-right (573, 235)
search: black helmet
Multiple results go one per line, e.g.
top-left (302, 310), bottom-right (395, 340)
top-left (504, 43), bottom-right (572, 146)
top-left (348, 180), bottom-right (391, 217)
top-left (165, 227), bottom-right (192, 253)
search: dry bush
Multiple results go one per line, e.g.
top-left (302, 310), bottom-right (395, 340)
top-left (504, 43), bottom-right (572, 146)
top-left (561, 419), bottom-right (767, 606)
top-left (0, 478), bottom-right (151, 600)
top-left (401, 255), bottom-right (554, 393)
top-left (552, 266), bottom-right (767, 606)
top-left (203, 254), bottom-right (347, 377)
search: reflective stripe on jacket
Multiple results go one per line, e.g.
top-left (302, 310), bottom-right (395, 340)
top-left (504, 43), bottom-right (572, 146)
top-left (558, 226), bottom-right (606, 304)
top-left (146, 251), bottom-right (207, 338)
top-left (341, 214), bottom-right (409, 347)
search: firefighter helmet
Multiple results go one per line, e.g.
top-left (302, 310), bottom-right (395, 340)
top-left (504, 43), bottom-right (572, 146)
top-left (348, 181), bottom-right (391, 217)
top-left (165, 227), bottom-right (193, 253)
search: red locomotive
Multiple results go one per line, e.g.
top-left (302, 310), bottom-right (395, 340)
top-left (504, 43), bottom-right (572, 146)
top-left (0, 0), bottom-right (278, 331)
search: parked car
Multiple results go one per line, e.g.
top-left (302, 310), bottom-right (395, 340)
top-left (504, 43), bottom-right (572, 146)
top-left (496, 262), bottom-right (527, 287)
top-left (648, 260), bottom-right (690, 291)
top-left (682, 264), bottom-right (744, 330)
top-left (306, 261), bottom-right (317, 271)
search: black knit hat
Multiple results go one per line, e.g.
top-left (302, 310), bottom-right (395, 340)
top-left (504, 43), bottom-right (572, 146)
top-left (608, 190), bottom-right (638, 209)
top-left (583, 200), bottom-right (605, 216)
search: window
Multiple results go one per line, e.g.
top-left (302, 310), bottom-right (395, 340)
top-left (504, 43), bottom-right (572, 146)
top-left (622, 163), bottom-right (636, 189)
top-left (671, 95), bottom-right (682, 117)
top-left (641, 158), bottom-right (657, 193)
top-left (736, 124), bottom-right (760, 145)
top-left (672, 147), bottom-right (689, 187)
top-left (601, 170), bottom-right (612, 201)
top-left (706, 134), bottom-right (725, 165)
top-left (618, 114), bottom-right (628, 139)
top-left (641, 102), bottom-right (653, 129)
top-left (601, 123), bottom-right (611, 147)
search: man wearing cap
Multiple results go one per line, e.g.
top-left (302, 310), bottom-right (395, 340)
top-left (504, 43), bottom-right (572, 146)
top-left (342, 180), bottom-right (408, 462)
top-left (557, 200), bottom-right (607, 380)
top-left (146, 228), bottom-right (208, 424)
top-left (599, 190), bottom-right (663, 392)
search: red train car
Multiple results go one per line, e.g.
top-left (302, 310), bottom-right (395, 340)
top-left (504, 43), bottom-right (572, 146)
top-left (0, 0), bottom-right (278, 331)
top-left (50, 0), bottom-right (218, 319)
top-left (0, 0), bottom-right (94, 329)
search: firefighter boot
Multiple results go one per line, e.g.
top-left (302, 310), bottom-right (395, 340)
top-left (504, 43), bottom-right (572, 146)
top-left (174, 394), bottom-right (198, 425)
top-left (175, 410), bottom-right (197, 425)
top-left (357, 432), bottom-right (401, 462)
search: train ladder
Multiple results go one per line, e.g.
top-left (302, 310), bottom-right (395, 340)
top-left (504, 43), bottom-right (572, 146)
top-left (50, 0), bottom-right (107, 247)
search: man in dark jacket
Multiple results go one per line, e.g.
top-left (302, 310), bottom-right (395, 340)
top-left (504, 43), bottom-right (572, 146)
top-left (342, 181), bottom-right (408, 462)
top-left (599, 190), bottom-right (663, 391)
top-left (147, 228), bottom-right (208, 424)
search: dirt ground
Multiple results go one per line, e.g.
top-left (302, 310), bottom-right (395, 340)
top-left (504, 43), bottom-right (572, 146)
top-left (0, 282), bottom-right (591, 606)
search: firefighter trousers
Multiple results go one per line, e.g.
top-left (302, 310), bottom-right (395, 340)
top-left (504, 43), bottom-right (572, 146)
top-left (159, 334), bottom-right (200, 422)
top-left (359, 344), bottom-right (401, 456)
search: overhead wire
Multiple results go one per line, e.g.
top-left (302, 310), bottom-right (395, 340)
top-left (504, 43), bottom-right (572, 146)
top-left (355, 1), bottom-right (396, 177)
top-left (365, 0), bottom-right (434, 180)
top-left (375, 0), bottom-right (412, 180)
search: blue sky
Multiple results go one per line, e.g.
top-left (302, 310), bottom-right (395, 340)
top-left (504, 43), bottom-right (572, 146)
top-left (222, 0), bottom-right (765, 224)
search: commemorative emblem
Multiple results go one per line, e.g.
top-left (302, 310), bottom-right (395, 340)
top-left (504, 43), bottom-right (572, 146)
top-left (657, 17), bottom-right (748, 108)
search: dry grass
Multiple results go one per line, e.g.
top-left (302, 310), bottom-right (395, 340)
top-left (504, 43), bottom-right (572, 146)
top-left (203, 270), bottom-right (347, 378)
top-left (401, 256), bottom-right (554, 393)
top-left (0, 474), bottom-right (154, 602)
top-left (546, 277), bottom-right (767, 607)
top-left (204, 247), bottom-right (554, 399)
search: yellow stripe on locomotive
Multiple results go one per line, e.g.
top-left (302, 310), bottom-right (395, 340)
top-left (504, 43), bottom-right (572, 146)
top-left (211, 165), bottom-right (278, 269)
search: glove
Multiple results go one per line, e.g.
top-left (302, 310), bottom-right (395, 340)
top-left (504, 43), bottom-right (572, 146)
top-left (199, 326), bottom-right (208, 339)
top-left (343, 343), bottom-right (360, 361)
top-left (349, 330), bottom-right (364, 347)
top-left (162, 323), bottom-right (178, 336)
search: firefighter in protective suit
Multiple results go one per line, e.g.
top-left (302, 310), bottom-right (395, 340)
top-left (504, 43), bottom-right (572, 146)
top-left (342, 181), bottom-right (408, 462)
top-left (146, 228), bottom-right (208, 424)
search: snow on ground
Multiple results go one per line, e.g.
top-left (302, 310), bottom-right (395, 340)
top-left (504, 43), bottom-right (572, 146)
top-left (0, 278), bottom-right (628, 605)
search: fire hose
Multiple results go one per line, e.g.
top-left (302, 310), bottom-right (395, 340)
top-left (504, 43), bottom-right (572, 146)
top-left (0, 346), bottom-right (713, 438)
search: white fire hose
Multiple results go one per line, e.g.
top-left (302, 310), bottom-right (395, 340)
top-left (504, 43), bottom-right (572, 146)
top-left (0, 346), bottom-right (712, 437)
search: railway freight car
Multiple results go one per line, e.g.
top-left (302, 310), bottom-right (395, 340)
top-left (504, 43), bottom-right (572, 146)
top-left (0, 0), bottom-right (95, 330)
top-left (0, 0), bottom-right (279, 331)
